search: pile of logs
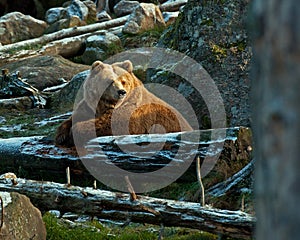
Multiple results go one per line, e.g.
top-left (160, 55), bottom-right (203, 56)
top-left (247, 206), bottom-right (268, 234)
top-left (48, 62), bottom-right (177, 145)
top-left (0, 126), bottom-right (254, 238)
top-left (0, 0), bottom-right (188, 63)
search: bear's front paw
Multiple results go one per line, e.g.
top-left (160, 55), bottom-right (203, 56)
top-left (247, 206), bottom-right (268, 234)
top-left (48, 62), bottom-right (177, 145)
top-left (55, 120), bottom-right (74, 147)
top-left (71, 119), bottom-right (97, 146)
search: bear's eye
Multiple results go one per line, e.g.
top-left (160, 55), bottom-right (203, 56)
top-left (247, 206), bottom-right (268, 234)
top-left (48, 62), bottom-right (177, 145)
top-left (121, 80), bottom-right (126, 85)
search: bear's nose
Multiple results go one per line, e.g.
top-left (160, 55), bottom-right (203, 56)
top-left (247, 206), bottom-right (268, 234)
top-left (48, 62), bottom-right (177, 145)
top-left (118, 89), bottom-right (127, 96)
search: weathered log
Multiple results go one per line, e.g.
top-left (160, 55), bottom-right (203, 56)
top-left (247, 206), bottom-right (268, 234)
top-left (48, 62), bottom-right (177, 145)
top-left (0, 96), bottom-right (33, 110)
top-left (0, 128), bottom-right (249, 183)
top-left (159, 0), bottom-right (188, 12)
top-left (207, 159), bottom-right (255, 198)
top-left (38, 25), bottom-right (125, 58)
top-left (0, 177), bottom-right (255, 239)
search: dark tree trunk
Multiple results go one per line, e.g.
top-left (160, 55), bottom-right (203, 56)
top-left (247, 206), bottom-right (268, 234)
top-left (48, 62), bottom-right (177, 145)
top-left (251, 0), bottom-right (300, 239)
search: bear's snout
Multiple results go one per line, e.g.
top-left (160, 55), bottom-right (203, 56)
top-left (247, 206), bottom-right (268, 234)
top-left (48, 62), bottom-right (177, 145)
top-left (118, 89), bottom-right (127, 97)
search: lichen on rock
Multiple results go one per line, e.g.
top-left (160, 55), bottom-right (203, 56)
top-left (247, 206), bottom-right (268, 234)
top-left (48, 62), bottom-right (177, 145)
top-left (158, 0), bottom-right (252, 128)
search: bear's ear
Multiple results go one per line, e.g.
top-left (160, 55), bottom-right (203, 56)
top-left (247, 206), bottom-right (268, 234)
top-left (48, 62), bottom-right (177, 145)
top-left (91, 61), bottom-right (104, 70)
top-left (114, 60), bottom-right (133, 73)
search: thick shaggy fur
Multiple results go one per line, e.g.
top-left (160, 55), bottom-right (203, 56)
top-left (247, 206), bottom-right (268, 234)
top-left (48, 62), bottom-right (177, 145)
top-left (55, 60), bottom-right (192, 147)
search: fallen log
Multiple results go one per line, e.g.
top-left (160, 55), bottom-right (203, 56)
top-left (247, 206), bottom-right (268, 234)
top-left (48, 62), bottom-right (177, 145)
top-left (0, 96), bottom-right (33, 110)
top-left (0, 15), bottom-right (129, 55)
top-left (207, 159), bottom-right (255, 198)
top-left (0, 177), bottom-right (255, 239)
top-left (159, 0), bottom-right (188, 12)
top-left (39, 26), bottom-right (125, 58)
top-left (0, 127), bottom-right (251, 184)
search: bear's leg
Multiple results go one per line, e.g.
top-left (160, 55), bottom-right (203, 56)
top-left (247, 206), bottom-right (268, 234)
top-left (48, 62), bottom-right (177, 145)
top-left (55, 118), bottom-right (74, 147)
top-left (71, 113), bottom-right (113, 146)
top-left (71, 119), bottom-right (97, 146)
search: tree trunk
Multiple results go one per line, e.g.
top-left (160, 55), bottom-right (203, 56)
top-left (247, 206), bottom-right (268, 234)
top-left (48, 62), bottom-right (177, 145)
top-left (251, 0), bottom-right (300, 239)
top-left (0, 177), bottom-right (255, 239)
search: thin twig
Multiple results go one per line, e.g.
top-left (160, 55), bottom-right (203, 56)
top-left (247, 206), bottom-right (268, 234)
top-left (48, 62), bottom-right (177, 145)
top-left (125, 176), bottom-right (137, 201)
top-left (0, 196), bottom-right (3, 232)
top-left (241, 194), bottom-right (245, 212)
top-left (196, 156), bottom-right (205, 206)
top-left (66, 167), bottom-right (71, 187)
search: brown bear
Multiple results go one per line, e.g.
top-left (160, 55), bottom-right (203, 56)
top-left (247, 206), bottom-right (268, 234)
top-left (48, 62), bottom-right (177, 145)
top-left (55, 60), bottom-right (192, 147)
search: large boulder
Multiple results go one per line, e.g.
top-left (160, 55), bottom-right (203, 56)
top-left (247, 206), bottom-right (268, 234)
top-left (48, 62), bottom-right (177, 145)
top-left (113, 0), bottom-right (140, 17)
top-left (0, 12), bottom-right (47, 45)
top-left (122, 3), bottom-right (166, 34)
top-left (45, 0), bottom-right (97, 33)
top-left (50, 69), bottom-right (89, 111)
top-left (45, 7), bottom-right (66, 25)
top-left (81, 31), bottom-right (122, 65)
top-left (0, 191), bottom-right (46, 240)
top-left (157, 0), bottom-right (252, 128)
top-left (0, 55), bottom-right (89, 91)
top-left (83, 0), bottom-right (97, 24)
top-left (66, 0), bottom-right (89, 21)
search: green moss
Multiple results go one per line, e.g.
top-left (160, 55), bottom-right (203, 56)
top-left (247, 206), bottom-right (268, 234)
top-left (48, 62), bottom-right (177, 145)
top-left (233, 41), bottom-right (247, 52)
top-left (105, 42), bottom-right (124, 58)
top-left (43, 212), bottom-right (109, 240)
top-left (121, 25), bottom-right (166, 48)
top-left (209, 39), bottom-right (248, 62)
top-left (201, 18), bottom-right (213, 26)
top-left (210, 43), bottom-right (227, 61)
top-left (0, 109), bottom-right (60, 138)
top-left (43, 212), bottom-right (219, 240)
top-left (163, 13), bottom-right (183, 49)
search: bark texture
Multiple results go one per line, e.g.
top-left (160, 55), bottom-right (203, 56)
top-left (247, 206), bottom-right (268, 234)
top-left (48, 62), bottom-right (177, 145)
top-left (251, 0), bottom-right (300, 239)
top-left (0, 177), bottom-right (255, 239)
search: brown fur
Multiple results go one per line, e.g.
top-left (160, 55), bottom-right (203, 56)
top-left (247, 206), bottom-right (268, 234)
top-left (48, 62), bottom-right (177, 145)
top-left (55, 60), bottom-right (192, 147)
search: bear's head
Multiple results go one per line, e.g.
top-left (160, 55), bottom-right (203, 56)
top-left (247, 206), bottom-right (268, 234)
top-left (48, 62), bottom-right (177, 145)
top-left (83, 60), bottom-right (141, 110)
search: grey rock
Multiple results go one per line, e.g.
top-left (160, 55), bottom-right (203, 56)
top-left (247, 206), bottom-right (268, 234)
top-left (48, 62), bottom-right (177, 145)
top-left (97, 10), bottom-right (112, 22)
top-left (0, 12), bottom-right (47, 45)
top-left (83, 0), bottom-right (98, 23)
top-left (45, 7), bottom-right (66, 24)
top-left (81, 31), bottom-right (122, 65)
top-left (67, 0), bottom-right (89, 21)
top-left (0, 191), bottom-right (47, 240)
top-left (122, 3), bottom-right (166, 34)
top-left (1, 55), bottom-right (89, 90)
top-left (113, 0), bottom-right (140, 17)
top-left (50, 70), bottom-right (89, 111)
top-left (45, 0), bottom-right (97, 33)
